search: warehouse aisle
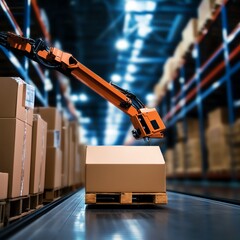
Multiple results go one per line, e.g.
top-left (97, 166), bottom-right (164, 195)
top-left (10, 189), bottom-right (240, 240)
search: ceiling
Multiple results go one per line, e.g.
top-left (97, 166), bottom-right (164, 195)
top-left (1, 0), bottom-right (201, 145)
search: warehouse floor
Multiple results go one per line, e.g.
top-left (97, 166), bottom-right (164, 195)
top-left (5, 188), bottom-right (240, 240)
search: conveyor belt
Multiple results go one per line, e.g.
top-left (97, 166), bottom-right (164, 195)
top-left (4, 189), bottom-right (240, 240)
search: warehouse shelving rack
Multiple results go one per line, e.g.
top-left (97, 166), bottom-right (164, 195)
top-left (160, 0), bottom-right (240, 180)
top-left (0, 0), bottom-right (77, 117)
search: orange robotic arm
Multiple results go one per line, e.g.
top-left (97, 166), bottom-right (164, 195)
top-left (0, 32), bottom-right (165, 140)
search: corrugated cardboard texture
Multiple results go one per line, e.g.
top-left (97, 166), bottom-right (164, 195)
top-left (85, 146), bottom-right (166, 193)
top-left (30, 114), bottom-right (47, 194)
top-left (34, 107), bottom-right (62, 131)
top-left (0, 77), bottom-right (33, 126)
top-left (45, 147), bottom-right (62, 189)
top-left (0, 172), bottom-right (8, 199)
top-left (0, 118), bottom-right (32, 198)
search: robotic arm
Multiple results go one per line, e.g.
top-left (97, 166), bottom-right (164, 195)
top-left (0, 32), bottom-right (166, 140)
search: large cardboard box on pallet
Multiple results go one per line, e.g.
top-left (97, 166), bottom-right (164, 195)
top-left (0, 118), bottom-right (32, 198)
top-left (45, 147), bottom-right (62, 189)
top-left (30, 114), bottom-right (47, 194)
top-left (85, 146), bottom-right (166, 193)
top-left (0, 173), bottom-right (8, 200)
top-left (34, 107), bottom-right (62, 131)
top-left (0, 77), bottom-right (34, 126)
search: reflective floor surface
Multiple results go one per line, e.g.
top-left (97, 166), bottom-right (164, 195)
top-left (9, 189), bottom-right (240, 240)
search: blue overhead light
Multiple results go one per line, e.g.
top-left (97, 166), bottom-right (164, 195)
top-left (115, 38), bottom-right (129, 51)
top-left (127, 64), bottom-right (137, 73)
top-left (125, 74), bottom-right (135, 83)
top-left (71, 94), bottom-right (79, 102)
top-left (131, 49), bottom-right (140, 57)
top-left (138, 25), bottom-right (152, 38)
top-left (79, 93), bottom-right (88, 102)
top-left (134, 39), bottom-right (144, 49)
top-left (111, 73), bottom-right (122, 83)
top-left (125, 1), bottom-right (156, 13)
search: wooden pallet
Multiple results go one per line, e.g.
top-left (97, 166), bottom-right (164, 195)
top-left (30, 192), bottom-right (44, 209)
top-left (0, 201), bottom-right (7, 228)
top-left (5, 195), bottom-right (32, 224)
top-left (85, 192), bottom-right (168, 205)
top-left (43, 188), bottom-right (61, 203)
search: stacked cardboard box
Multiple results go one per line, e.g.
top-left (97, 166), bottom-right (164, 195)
top-left (69, 121), bottom-right (81, 186)
top-left (164, 149), bottom-right (174, 176)
top-left (229, 119), bottom-right (240, 170)
top-left (34, 107), bottom-right (62, 189)
top-left (85, 146), bottom-right (166, 193)
top-left (0, 77), bottom-right (34, 198)
top-left (0, 173), bottom-right (8, 200)
top-left (185, 119), bottom-right (202, 173)
top-left (174, 142), bottom-right (185, 174)
top-left (61, 116), bottom-right (69, 187)
top-left (78, 144), bottom-right (86, 185)
top-left (30, 114), bottom-right (47, 194)
top-left (182, 18), bottom-right (198, 52)
top-left (185, 139), bottom-right (202, 173)
top-left (206, 108), bottom-right (231, 171)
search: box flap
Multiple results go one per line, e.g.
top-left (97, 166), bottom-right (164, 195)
top-left (86, 146), bottom-right (165, 164)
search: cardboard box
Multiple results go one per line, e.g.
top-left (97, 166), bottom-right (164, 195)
top-left (208, 108), bottom-right (228, 127)
top-left (30, 114), bottom-right (47, 194)
top-left (182, 18), bottom-right (198, 48)
top-left (61, 119), bottom-right (69, 187)
top-left (47, 130), bottom-right (61, 148)
top-left (185, 138), bottom-right (202, 173)
top-left (0, 118), bottom-right (32, 198)
top-left (197, 0), bottom-right (215, 32)
top-left (85, 146), bottom-right (166, 193)
top-left (34, 107), bottom-right (62, 131)
top-left (45, 147), bottom-right (62, 189)
top-left (67, 125), bottom-right (75, 186)
top-left (176, 118), bottom-right (199, 140)
top-left (205, 124), bottom-right (229, 146)
top-left (0, 77), bottom-right (34, 126)
top-left (0, 173), bottom-right (8, 200)
top-left (174, 142), bottom-right (185, 173)
top-left (79, 144), bottom-right (86, 185)
top-left (164, 149), bottom-right (174, 176)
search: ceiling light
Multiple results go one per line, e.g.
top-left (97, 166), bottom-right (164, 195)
top-left (125, 1), bottom-right (156, 12)
top-left (146, 93), bottom-right (155, 102)
top-left (115, 38), bottom-right (129, 51)
top-left (71, 94), bottom-right (79, 102)
top-left (111, 74), bottom-right (122, 83)
top-left (125, 74), bottom-right (135, 82)
top-left (134, 39), bottom-right (144, 49)
top-left (127, 64), bottom-right (137, 73)
top-left (131, 49), bottom-right (140, 57)
top-left (79, 93), bottom-right (88, 102)
top-left (138, 26), bottom-right (152, 38)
